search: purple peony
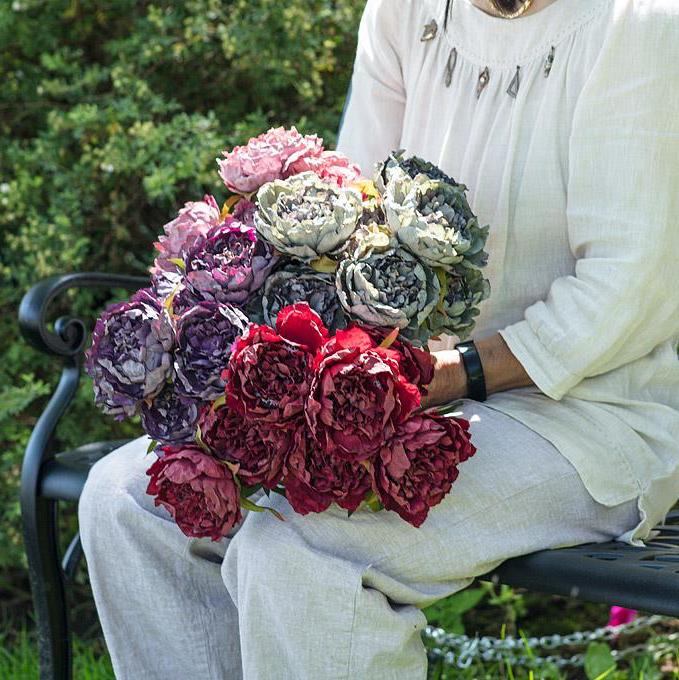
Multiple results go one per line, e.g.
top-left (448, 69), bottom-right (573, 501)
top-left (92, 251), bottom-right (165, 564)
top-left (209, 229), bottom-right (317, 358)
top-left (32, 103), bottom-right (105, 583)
top-left (183, 221), bottom-right (278, 307)
top-left (174, 301), bottom-right (249, 400)
top-left (140, 382), bottom-right (203, 444)
top-left (85, 289), bottom-right (174, 419)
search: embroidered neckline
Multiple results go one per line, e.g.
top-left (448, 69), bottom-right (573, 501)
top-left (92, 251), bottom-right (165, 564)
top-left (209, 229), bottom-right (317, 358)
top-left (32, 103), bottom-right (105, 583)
top-left (426, 0), bottom-right (613, 69)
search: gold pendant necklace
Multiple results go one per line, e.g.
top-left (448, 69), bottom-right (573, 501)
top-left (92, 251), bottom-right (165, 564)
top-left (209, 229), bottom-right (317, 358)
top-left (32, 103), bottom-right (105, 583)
top-left (487, 0), bottom-right (535, 19)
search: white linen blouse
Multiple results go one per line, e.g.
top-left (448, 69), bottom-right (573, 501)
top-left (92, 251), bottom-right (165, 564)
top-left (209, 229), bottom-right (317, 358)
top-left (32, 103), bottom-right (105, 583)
top-left (336, 0), bottom-right (679, 544)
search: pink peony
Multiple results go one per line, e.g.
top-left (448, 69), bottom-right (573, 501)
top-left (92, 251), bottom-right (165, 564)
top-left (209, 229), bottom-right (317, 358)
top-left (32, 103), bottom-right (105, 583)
top-left (151, 195), bottom-right (221, 277)
top-left (306, 326), bottom-right (421, 463)
top-left (146, 444), bottom-right (242, 540)
top-left (289, 150), bottom-right (362, 188)
top-left (372, 414), bottom-right (475, 527)
top-left (217, 127), bottom-right (323, 195)
top-left (198, 404), bottom-right (293, 489)
top-left (223, 303), bottom-right (328, 426)
top-left (284, 430), bottom-right (373, 515)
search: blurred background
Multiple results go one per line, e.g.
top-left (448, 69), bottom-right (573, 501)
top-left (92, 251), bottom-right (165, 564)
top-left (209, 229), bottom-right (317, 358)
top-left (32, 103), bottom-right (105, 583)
top-left (2, 2), bottom-right (678, 679)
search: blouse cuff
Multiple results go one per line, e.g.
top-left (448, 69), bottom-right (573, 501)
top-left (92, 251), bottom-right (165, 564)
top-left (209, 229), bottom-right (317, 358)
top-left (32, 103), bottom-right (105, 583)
top-left (499, 320), bottom-right (582, 401)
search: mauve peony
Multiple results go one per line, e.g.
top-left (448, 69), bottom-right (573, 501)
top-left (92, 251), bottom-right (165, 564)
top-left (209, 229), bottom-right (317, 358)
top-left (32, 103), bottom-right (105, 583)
top-left (373, 414), bottom-right (476, 527)
top-left (217, 127), bottom-right (323, 194)
top-left (174, 301), bottom-right (249, 400)
top-left (231, 198), bottom-right (257, 228)
top-left (284, 430), bottom-right (372, 515)
top-left (140, 382), bottom-right (203, 445)
top-left (85, 289), bottom-right (174, 419)
top-left (198, 404), bottom-right (292, 489)
top-left (184, 221), bottom-right (278, 306)
top-left (146, 444), bottom-right (242, 540)
top-left (151, 195), bottom-right (221, 280)
top-left (306, 326), bottom-right (421, 462)
top-left (224, 303), bottom-right (328, 426)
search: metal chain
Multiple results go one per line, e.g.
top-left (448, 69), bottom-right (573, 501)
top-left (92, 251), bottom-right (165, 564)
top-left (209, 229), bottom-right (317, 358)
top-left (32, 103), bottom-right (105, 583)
top-left (423, 615), bottom-right (672, 670)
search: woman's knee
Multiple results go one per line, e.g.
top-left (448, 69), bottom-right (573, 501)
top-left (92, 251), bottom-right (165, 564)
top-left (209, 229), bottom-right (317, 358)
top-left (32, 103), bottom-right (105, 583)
top-left (78, 437), bottom-right (156, 543)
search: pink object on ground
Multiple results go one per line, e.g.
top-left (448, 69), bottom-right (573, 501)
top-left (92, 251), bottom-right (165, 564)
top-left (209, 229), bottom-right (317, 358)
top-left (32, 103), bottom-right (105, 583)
top-left (607, 606), bottom-right (637, 628)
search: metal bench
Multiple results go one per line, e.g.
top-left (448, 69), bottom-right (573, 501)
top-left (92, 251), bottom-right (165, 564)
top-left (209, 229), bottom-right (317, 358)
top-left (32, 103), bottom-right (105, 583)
top-left (18, 273), bottom-right (679, 680)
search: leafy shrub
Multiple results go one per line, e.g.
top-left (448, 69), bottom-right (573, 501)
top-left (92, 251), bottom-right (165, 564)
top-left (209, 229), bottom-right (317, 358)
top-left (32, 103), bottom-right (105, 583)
top-left (0, 0), bottom-right (364, 571)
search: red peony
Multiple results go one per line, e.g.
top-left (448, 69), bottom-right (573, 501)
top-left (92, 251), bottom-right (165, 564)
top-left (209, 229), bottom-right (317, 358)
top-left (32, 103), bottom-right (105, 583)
top-left (306, 326), bottom-right (421, 462)
top-left (146, 444), bottom-right (242, 540)
top-left (283, 431), bottom-right (373, 515)
top-left (223, 303), bottom-right (328, 427)
top-left (372, 414), bottom-right (475, 527)
top-left (198, 404), bottom-right (293, 489)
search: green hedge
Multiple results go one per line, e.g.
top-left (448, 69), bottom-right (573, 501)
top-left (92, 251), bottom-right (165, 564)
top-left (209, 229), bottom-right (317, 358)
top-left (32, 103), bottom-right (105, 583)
top-left (0, 0), bottom-right (365, 571)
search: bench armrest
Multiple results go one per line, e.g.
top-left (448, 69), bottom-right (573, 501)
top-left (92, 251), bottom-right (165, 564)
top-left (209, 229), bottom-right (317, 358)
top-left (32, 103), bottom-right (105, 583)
top-left (19, 272), bottom-right (148, 358)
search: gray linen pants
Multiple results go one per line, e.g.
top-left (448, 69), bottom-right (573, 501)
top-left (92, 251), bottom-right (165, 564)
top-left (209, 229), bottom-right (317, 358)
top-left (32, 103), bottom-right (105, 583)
top-left (79, 400), bottom-right (640, 680)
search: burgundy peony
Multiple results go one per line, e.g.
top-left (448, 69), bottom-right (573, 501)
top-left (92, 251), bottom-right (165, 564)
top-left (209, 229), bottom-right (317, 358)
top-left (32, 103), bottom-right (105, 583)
top-left (284, 431), bottom-right (373, 515)
top-left (372, 414), bottom-right (476, 527)
top-left (360, 326), bottom-right (435, 394)
top-left (146, 444), bottom-right (242, 540)
top-left (306, 326), bottom-right (421, 462)
top-left (198, 404), bottom-right (292, 489)
top-left (223, 303), bottom-right (328, 426)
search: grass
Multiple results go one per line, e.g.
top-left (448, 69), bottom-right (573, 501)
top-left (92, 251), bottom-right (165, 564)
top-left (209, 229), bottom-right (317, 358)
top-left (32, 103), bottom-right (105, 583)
top-left (3, 579), bottom-right (679, 679)
top-left (0, 628), bottom-right (114, 680)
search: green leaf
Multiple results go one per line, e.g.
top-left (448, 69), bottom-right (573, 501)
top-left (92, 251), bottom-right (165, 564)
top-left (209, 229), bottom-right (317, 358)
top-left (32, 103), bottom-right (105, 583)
top-left (240, 496), bottom-right (286, 522)
top-left (146, 439), bottom-right (158, 454)
top-left (240, 497), bottom-right (265, 513)
top-left (309, 255), bottom-right (338, 273)
top-left (211, 395), bottom-right (227, 411)
top-left (584, 642), bottom-right (616, 680)
top-left (434, 400), bottom-right (465, 417)
top-left (240, 483), bottom-right (262, 498)
top-left (378, 327), bottom-right (400, 349)
top-left (168, 258), bottom-right (186, 270)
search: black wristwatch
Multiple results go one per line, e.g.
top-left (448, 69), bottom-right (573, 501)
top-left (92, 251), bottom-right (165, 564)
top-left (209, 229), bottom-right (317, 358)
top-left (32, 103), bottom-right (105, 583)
top-left (455, 340), bottom-right (487, 402)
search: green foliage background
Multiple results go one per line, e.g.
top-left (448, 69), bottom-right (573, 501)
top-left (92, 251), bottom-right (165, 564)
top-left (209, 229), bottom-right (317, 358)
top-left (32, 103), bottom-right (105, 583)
top-left (0, 0), bottom-right (365, 572)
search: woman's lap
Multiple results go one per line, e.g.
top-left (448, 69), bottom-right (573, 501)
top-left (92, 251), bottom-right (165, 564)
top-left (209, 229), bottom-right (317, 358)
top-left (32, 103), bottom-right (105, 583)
top-left (79, 401), bottom-right (640, 678)
top-left (82, 398), bottom-right (640, 591)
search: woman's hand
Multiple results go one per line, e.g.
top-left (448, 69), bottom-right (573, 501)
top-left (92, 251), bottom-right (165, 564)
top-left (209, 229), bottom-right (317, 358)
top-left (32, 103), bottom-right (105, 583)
top-left (421, 334), bottom-right (535, 409)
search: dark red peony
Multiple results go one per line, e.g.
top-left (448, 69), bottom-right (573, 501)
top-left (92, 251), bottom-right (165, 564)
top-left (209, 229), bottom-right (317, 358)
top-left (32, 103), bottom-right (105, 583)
top-left (146, 444), bottom-right (242, 540)
top-left (361, 326), bottom-right (435, 393)
top-left (306, 326), bottom-right (421, 462)
top-left (198, 404), bottom-right (293, 489)
top-left (283, 431), bottom-right (373, 515)
top-left (372, 414), bottom-right (476, 527)
top-left (223, 303), bottom-right (328, 426)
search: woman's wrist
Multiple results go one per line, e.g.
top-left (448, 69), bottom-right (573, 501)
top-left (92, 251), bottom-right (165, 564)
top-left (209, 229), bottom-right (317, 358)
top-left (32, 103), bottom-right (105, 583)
top-left (421, 350), bottom-right (468, 408)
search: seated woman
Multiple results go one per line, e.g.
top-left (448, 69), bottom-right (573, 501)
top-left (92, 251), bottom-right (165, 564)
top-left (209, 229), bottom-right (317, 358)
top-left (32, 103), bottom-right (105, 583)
top-left (79, 0), bottom-right (679, 677)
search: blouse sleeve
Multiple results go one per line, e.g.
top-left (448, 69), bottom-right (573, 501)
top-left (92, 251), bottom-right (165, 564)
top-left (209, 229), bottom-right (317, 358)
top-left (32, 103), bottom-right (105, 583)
top-left (499, 2), bottom-right (679, 401)
top-left (335, 0), bottom-right (407, 175)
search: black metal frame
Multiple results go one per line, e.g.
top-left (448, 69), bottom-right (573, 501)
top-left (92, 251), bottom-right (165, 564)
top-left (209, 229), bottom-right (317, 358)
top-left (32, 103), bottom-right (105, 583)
top-left (19, 273), bottom-right (146, 680)
top-left (17, 273), bottom-right (679, 680)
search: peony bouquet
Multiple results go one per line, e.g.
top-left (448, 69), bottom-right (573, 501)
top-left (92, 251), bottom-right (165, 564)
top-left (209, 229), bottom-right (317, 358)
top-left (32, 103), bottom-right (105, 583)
top-left (86, 127), bottom-right (490, 538)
